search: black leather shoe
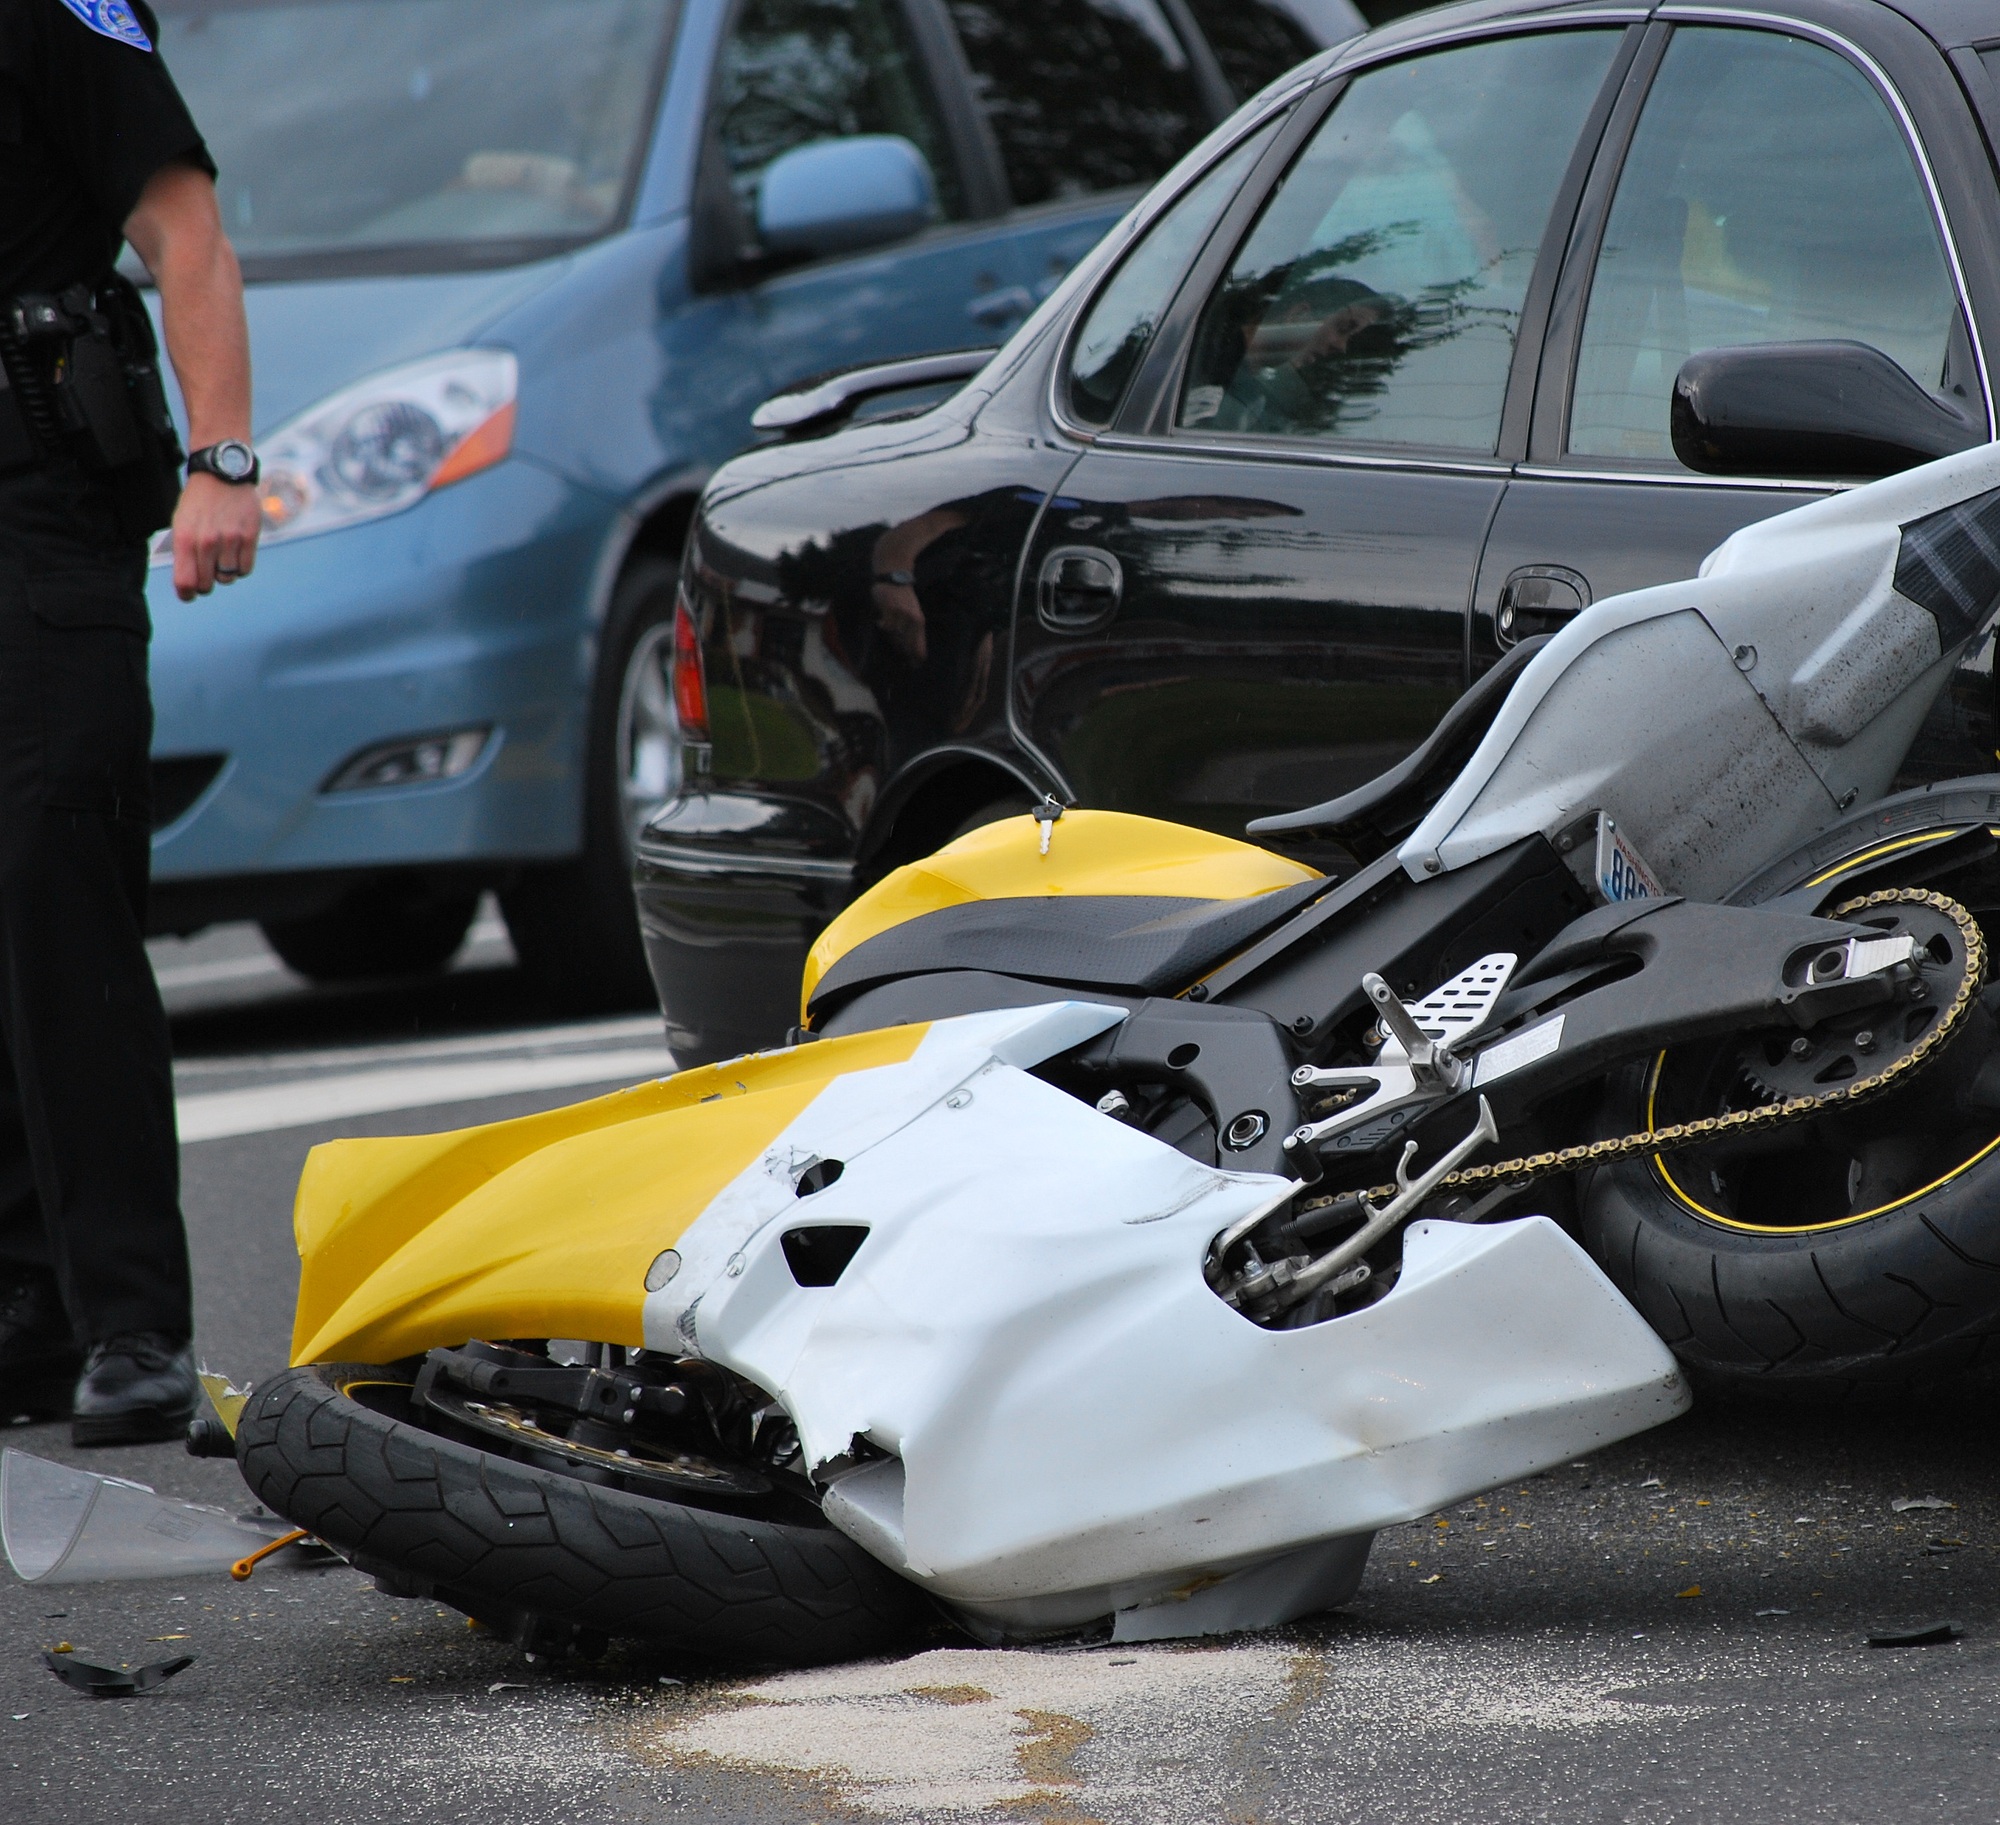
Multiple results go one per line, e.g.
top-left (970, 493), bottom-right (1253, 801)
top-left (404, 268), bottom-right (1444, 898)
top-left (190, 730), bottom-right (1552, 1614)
top-left (0, 1278), bottom-right (81, 1424)
top-left (71, 1332), bottom-right (199, 1447)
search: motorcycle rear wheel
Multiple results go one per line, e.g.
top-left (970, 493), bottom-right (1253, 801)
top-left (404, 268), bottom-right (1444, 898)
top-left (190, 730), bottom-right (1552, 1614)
top-left (236, 1360), bottom-right (922, 1663)
top-left (1580, 783), bottom-right (2000, 1403)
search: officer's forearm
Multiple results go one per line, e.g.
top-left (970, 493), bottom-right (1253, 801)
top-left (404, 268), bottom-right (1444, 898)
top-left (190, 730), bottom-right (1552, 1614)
top-left (123, 163), bottom-right (251, 449)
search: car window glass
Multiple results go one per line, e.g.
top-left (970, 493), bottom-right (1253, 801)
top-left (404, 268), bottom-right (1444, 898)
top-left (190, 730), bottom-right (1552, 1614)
top-left (1177, 31), bottom-right (1621, 451)
top-left (1570, 28), bottom-right (1963, 464)
top-left (716, 0), bottom-right (964, 222)
top-left (1179, 0), bottom-right (1321, 98)
top-left (156, 0), bottom-right (676, 273)
top-left (945, 0), bottom-right (1208, 206)
top-left (1066, 122), bottom-right (1279, 427)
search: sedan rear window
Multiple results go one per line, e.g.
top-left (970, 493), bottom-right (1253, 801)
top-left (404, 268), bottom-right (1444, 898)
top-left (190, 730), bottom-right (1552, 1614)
top-left (158, 0), bottom-right (677, 278)
top-left (1066, 120), bottom-right (1277, 426)
top-left (1177, 30), bottom-right (1621, 451)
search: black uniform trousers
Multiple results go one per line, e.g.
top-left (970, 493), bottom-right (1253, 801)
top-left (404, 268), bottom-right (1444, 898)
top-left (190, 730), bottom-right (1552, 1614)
top-left (0, 458), bottom-right (189, 1345)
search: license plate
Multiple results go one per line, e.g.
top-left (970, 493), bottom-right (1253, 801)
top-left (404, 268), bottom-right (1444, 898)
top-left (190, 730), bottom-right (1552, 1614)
top-left (1594, 813), bottom-right (1663, 903)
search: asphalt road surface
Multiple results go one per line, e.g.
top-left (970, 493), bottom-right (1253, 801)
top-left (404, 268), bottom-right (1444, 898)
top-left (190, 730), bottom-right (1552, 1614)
top-left (4, 920), bottom-right (2000, 1824)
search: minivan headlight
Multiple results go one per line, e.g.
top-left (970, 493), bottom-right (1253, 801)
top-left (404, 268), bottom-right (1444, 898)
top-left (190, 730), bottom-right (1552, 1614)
top-left (155, 348), bottom-right (517, 562)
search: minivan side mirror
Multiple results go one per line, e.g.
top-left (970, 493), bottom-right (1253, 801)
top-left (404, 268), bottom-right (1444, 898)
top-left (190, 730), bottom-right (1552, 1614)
top-left (1671, 340), bottom-right (1982, 480)
top-left (756, 136), bottom-right (937, 262)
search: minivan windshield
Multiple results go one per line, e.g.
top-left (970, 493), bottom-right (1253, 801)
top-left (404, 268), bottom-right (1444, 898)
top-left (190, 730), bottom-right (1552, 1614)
top-left (156, 0), bottom-right (677, 278)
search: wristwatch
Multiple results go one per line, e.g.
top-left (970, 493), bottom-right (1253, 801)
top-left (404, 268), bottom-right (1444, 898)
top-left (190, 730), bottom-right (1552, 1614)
top-left (186, 440), bottom-right (260, 485)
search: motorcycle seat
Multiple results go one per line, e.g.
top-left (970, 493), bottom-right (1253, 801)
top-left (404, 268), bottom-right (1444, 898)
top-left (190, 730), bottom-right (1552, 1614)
top-left (1248, 633), bottom-right (1550, 853)
top-left (804, 876), bottom-right (1331, 1020)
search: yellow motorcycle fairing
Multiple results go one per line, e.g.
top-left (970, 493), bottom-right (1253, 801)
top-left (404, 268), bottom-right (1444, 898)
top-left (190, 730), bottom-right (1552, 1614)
top-left (287, 1022), bottom-right (930, 1366)
top-left (801, 808), bottom-right (1318, 1020)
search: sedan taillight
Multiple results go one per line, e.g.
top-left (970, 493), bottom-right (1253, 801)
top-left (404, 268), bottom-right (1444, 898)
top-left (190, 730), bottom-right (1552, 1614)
top-left (671, 593), bottom-right (709, 741)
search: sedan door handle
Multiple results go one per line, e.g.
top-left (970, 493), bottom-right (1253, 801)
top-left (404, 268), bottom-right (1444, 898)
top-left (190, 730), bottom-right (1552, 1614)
top-left (1038, 546), bottom-right (1123, 633)
top-left (1496, 564), bottom-right (1590, 647)
top-left (967, 284), bottom-right (1034, 326)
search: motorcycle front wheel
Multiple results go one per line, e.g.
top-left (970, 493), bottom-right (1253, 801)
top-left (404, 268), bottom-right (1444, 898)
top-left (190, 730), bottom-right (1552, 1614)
top-left (236, 1359), bottom-right (922, 1662)
top-left (1580, 780), bottom-right (2000, 1403)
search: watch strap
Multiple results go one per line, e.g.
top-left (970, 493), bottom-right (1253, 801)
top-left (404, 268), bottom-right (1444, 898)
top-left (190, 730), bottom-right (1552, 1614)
top-left (187, 441), bottom-right (260, 485)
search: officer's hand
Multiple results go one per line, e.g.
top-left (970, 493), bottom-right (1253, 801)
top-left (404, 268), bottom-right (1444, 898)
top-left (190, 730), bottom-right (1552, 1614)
top-left (171, 472), bottom-right (263, 602)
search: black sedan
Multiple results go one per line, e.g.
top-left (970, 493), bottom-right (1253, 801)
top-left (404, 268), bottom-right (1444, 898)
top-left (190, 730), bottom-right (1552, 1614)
top-left (640, 0), bottom-right (2000, 1063)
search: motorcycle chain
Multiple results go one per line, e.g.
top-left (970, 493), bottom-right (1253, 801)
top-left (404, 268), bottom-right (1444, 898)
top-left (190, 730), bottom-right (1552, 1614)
top-left (1301, 888), bottom-right (1988, 1217)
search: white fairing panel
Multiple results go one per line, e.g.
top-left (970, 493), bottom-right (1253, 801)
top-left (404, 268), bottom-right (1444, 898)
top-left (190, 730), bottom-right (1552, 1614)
top-left (649, 1005), bottom-right (1687, 1640)
top-left (1402, 445), bottom-right (2000, 897)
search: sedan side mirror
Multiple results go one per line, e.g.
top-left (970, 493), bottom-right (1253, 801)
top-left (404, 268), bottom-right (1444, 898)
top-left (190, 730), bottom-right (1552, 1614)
top-left (1671, 340), bottom-right (1982, 480)
top-left (756, 136), bottom-right (937, 262)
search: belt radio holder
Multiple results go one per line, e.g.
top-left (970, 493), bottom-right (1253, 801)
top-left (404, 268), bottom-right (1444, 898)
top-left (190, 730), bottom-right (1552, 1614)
top-left (0, 274), bottom-right (186, 537)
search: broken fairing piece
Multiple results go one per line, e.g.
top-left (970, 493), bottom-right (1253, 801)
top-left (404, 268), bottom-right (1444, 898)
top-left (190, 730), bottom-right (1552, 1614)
top-left (1866, 1620), bottom-right (1962, 1647)
top-left (42, 1649), bottom-right (195, 1697)
top-left (1034, 794), bottom-right (1064, 856)
top-left (0, 1449), bottom-right (293, 1585)
top-left (197, 1369), bottom-right (251, 1437)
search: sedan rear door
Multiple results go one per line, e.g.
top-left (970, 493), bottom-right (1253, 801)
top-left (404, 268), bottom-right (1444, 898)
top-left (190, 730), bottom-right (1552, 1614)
top-left (1009, 24), bottom-right (1639, 836)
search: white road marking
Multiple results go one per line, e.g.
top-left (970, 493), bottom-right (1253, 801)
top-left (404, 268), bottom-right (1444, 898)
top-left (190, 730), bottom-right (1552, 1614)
top-left (176, 1047), bottom-right (678, 1142)
top-left (153, 954), bottom-right (293, 990)
top-left (172, 1015), bottom-right (668, 1081)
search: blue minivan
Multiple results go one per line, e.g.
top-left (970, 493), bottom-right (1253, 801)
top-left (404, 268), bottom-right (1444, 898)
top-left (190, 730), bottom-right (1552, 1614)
top-left (142, 0), bottom-right (1362, 1004)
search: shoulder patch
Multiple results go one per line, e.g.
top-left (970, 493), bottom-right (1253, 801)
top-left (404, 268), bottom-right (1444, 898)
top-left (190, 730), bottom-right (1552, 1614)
top-left (54, 0), bottom-right (154, 50)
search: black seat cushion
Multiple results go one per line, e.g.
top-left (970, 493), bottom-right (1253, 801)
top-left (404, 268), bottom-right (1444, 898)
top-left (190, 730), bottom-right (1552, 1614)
top-left (806, 879), bottom-right (1330, 1018)
top-left (1247, 633), bottom-right (1550, 851)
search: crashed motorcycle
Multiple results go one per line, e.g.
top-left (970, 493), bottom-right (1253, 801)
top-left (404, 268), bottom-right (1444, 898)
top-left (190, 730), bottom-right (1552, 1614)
top-left (230, 445), bottom-right (2000, 1664)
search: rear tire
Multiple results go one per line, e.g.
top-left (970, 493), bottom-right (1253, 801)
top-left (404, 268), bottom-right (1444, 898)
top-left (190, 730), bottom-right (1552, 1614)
top-left (237, 1360), bottom-right (922, 1665)
top-left (261, 878), bottom-right (478, 982)
top-left (501, 557), bottom-right (679, 1012)
top-left (1580, 785), bottom-right (2000, 1403)
top-left (1581, 1106), bottom-right (2000, 1405)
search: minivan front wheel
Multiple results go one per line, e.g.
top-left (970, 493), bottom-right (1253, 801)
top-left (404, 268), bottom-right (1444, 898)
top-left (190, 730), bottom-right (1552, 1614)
top-left (501, 556), bottom-right (679, 1011)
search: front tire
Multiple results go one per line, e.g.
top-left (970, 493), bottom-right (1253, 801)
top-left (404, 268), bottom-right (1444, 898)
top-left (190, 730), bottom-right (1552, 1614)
top-left (237, 1360), bottom-right (921, 1664)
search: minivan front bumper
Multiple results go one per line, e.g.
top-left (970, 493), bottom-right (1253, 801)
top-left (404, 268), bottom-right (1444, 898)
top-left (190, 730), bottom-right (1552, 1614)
top-left (147, 457), bottom-right (616, 923)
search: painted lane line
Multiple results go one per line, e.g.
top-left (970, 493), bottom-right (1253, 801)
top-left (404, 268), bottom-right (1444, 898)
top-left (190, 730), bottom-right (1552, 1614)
top-left (171, 1015), bottom-right (669, 1081)
top-left (153, 954), bottom-right (294, 990)
top-left (177, 1048), bottom-right (679, 1143)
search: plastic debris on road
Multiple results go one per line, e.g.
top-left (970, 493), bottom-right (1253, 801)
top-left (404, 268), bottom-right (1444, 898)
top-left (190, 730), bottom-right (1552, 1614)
top-left (1866, 1620), bottom-right (1963, 1648)
top-left (41, 1649), bottom-right (195, 1697)
top-left (1890, 1495), bottom-right (1956, 1512)
top-left (1, 1448), bottom-right (290, 1585)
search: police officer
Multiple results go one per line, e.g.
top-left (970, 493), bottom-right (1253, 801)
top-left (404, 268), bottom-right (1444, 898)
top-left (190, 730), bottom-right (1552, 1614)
top-left (0, 0), bottom-right (259, 1442)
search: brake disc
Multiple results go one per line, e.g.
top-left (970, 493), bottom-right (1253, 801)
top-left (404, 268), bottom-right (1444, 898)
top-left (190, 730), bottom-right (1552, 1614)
top-left (424, 1383), bottom-right (773, 1501)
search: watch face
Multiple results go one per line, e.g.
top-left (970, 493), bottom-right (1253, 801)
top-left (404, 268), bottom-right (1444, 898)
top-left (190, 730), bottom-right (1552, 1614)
top-left (213, 442), bottom-right (255, 480)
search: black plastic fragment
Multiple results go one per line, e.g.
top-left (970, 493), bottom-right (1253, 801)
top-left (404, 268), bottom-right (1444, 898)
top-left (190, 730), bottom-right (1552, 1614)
top-left (1865, 1621), bottom-right (1962, 1648)
top-left (41, 1650), bottom-right (195, 1696)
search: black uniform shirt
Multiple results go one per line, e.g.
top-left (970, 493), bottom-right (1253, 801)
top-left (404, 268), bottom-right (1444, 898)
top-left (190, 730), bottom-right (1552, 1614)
top-left (0, 0), bottom-right (213, 297)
